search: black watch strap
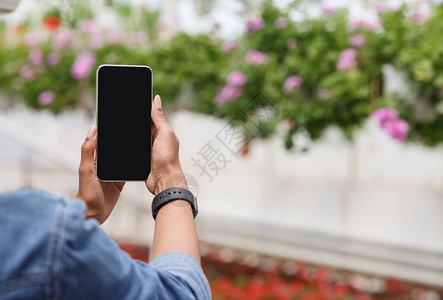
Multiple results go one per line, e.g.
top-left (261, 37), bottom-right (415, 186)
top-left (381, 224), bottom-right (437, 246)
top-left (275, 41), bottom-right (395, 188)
top-left (151, 187), bottom-right (198, 220)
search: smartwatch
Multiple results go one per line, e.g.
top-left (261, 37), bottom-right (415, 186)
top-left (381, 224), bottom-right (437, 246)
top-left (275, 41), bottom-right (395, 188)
top-left (151, 187), bottom-right (198, 220)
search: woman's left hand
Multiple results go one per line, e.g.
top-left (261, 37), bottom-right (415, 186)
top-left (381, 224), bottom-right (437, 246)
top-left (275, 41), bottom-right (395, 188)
top-left (76, 125), bottom-right (125, 224)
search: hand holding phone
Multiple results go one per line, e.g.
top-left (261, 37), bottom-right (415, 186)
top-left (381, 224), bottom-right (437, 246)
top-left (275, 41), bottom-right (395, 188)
top-left (146, 95), bottom-right (188, 195)
top-left (76, 124), bottom-right (125, 224)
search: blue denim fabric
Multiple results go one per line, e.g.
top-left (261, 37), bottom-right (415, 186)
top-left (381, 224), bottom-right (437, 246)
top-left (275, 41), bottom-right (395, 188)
top-left (0, 188), bottom-right (211, 300)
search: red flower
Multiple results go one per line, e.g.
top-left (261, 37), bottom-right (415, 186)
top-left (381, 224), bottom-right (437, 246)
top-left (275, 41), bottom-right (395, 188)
top-left (211, 276), bottom-right (234, 297)
top-left (316, 266), bottom-right (331, 283)
top-left (270, 278), bottom-right (291, 299)
top-left (119, 243), bottom-right (149, 262)
top-left (240, 145), bottom-right (250, 157)
top-left (333, 284), bottom-right (349, 297)
top-left (301, 293), bottom-right (317, 300)
top-left (247, 277), bottom-right (270, 299)
top-left (356, 291), bottom-right (373, 300)
top-left (44, 16), bottom-right (60, 31)
top-left (227, 284), bottom-right (245, 299)
top-left (287, 118), bottom-right (296, 129)
top-left (289, 280), bottom-right (304, 295)
top-left (318, 284), bottom-right (334, 299)
top-left (386, 278), bottom-right (409, 295)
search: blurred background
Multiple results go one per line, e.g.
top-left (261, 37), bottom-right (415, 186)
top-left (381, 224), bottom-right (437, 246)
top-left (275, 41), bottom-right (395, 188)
top-left (1, 0), bottom-right (443, 299)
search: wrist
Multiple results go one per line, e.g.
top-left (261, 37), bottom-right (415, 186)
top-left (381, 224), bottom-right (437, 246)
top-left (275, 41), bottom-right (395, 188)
top-left (76, 194), bottom-right (96, 220)
top-left (155, 180), bottom-right (188, 195)
top-left (156, 200), bottom-right (192, 218)
top-left (153, 169), bottom-right (188, 195)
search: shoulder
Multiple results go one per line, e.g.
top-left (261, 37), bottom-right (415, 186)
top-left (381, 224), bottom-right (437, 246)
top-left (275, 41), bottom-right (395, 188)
top-left (0, 187), bottom-right (76, 207)
top-left (0, 188), bottom-right (87, 296)
top-left (0, 187), bottom-right (88, 253)
top-left (0, 187), bottom-right (89, 259)
top-left (0, 187), bottom-right (86, 220)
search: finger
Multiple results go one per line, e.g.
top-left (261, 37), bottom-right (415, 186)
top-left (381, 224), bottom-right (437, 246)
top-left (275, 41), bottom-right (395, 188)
top-left (80, 125), bottom-right (97, 173)
top-left (151, 95), bottom-right (172, 132)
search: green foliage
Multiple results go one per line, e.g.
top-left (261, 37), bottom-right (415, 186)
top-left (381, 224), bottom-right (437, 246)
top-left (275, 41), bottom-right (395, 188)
top-left (1, 0), bottom-right (443, 150)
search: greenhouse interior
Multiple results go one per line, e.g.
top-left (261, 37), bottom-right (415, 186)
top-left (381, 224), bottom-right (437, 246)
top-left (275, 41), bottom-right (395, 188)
top-left (1, 0), bottom-right (443, 299)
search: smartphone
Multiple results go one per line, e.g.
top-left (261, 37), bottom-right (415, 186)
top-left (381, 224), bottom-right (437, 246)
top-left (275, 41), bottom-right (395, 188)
top-left (96, 64), bottom-right (152, 181)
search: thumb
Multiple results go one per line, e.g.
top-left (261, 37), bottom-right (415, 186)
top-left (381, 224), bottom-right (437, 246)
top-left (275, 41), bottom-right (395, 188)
top-left (80, 125), bottom-right (97, 172)
top-left (151, 95), bottom-right (170, 131)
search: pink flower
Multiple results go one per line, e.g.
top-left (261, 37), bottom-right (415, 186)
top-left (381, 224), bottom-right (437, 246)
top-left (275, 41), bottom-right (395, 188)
top-left (245, 49), bottom-right (269, 66)
top-left (38, 90), bottom-right (55, 106)
top-left (283, 75), bottom-right (303, 92)
top-left (384, 119), bottom-right (409, 141)
top-left (52, 29), bottom-right (72, 49)
top-left (127, 31), bottom-right (147, 49)
top-left (409, 11), bottom-right (429, 23)
top-left (372, 107), bottom-right (410, 141)
top-left (274, 17), bottom-right (288, 29)
top-left (374, 3), bottom-right (389, 14)
top-left (156, 19), bottom-right (167, 30)
top-left (349, 34), bottom-right (366, 47)
top-left (374, 3), bottom-right (402, 13)
top-left (337, 48), bottom-right (358, 71)
top-left (80, 21), bottom-right (104, 49)
top-left (20, 65), bottom-right (35, 81)
top-left (29, 50), bottom-right (43, 65)
top-left (365, 19), bottom-right (381, 31)
top-left (372, 107), bottom-right (399, 128)
top-left (246, 18), bottom-right (264, 33)
top-left (222, 40), bottom-right (238, 52)
top-left (25, 33), bottom-right (41, 47)
top-left (80, 20), bottom-right (100, 35)
top-left (214, 85), bottom-right (244, 106)
top-left (108, 29), bottom-right (124, 44)
top-left (70, 52), bottom-right (96, 80)
top-left (351, 19), bottom-right (381, 31)
top-left (227, 71), bottom-right (247, 87)
top-left (213, 21), bottom-right (221, 29)
top-left (90, 35), bottom-right (103, 50)
top-left (351, 19), bottom-right (366, 30)
top-left (321, 5), bottom-right (336, 14)
top-left (46, 53), bottom-right (60, 66)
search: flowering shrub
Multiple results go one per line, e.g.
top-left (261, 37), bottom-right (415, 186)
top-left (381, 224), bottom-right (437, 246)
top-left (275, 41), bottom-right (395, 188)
top-left (119, 242), bottom-right (442, 300)
top-left (2, 0), bottom-right (443, 149)
top-left (372, 108), bottom-right (409, 141)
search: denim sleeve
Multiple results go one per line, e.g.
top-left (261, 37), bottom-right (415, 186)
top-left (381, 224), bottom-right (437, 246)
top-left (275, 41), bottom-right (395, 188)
top-left (150, 252), bottom-right (212, 300)
top-left (57, 200), bottom-right (211, 300)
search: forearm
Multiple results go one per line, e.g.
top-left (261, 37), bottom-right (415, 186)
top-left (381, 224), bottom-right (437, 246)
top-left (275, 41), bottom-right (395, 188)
top-left (150, 200), bottom-right (200, 263)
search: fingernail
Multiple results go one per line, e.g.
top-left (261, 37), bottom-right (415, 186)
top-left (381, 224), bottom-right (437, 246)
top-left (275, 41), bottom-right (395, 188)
top-left (154, 95), bottom-right (162, 110)
top-left (87, 125), bottom-right (97, 139)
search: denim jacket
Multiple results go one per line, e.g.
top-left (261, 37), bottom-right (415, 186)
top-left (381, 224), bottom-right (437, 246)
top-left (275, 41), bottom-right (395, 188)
top-left (0, 188), bottom-right (211, 300)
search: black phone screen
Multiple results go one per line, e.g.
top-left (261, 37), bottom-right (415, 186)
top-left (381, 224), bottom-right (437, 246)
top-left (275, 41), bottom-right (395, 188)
top-left (97, 65), bottom-right (152, 181)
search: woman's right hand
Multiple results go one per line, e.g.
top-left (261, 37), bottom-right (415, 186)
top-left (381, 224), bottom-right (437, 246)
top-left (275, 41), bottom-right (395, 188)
top-left (146, 95), bottom-right (188, 195)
